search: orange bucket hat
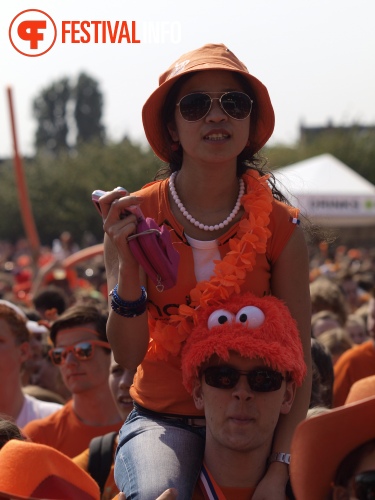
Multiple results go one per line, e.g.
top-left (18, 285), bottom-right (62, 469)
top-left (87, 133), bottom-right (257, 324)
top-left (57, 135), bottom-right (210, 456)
top-left (290, 396), bottom-right (375, 500)
top-left (181, 292), bottom-right (306, 393)
top-left (0, 440), bottom-right (100, 499)
top-left (345, 375), bottom-right (375, 404)
top-left (142, 43), bottom-right (275, 163)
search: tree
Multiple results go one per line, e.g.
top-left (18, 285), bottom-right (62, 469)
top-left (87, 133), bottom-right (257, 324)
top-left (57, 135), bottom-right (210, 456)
top-left (33, 78), bottom-right (71, 153)
top-left (32, 73), bottom-right (106, 154)
top-left (74, 73), bottom-right (105, 144)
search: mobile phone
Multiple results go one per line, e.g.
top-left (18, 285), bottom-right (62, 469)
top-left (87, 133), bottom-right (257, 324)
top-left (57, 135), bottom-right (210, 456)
top-left (91, 188), bottom-right (144, 220)
top-left (92, 189), bottom-right (107, 215)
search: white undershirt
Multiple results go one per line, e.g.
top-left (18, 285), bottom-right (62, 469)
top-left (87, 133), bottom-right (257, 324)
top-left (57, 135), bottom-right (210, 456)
top-left (184, 234), bottom-right (221, 282)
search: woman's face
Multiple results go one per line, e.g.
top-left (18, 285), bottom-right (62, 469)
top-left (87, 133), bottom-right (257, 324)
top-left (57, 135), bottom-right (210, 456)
top-left (168, 70), bottom-right (251, 169)
top-left (332, 447), bottom-right (375, 499)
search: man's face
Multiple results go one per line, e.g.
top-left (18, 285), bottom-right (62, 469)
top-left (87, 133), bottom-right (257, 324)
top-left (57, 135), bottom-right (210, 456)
top-left (192, 353), bottom-right (296, 454)
top-left (0, 318), bottom-right (30, 382)
top-left (108, 354), bottom-right (135, 421)
top-left (54, 323), bottom-right (111, 395)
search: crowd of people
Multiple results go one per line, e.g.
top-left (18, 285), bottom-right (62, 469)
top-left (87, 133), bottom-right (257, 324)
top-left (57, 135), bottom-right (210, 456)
top-left (1, 42), bottom-right (375, 500)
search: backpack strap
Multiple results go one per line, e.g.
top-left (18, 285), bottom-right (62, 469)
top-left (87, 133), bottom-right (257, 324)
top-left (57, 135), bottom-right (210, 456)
top-left (88, 431), bottom-right (118, 494)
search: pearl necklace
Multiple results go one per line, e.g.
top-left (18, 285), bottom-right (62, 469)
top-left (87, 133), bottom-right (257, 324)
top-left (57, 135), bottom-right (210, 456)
top-left (169, 171), bottom-right (245, 232)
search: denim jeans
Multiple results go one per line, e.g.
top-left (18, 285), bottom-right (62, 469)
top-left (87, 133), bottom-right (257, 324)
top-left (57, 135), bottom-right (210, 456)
top-left (114, 405), bottom-right (205, 500)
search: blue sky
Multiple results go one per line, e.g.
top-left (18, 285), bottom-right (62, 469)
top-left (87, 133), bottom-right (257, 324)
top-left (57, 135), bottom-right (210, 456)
top-left (1, 0), bottom-right (374, 158)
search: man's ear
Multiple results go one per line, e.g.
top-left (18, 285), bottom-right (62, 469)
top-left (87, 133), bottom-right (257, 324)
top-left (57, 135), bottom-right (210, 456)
top-left (192, 379), bottom-right (204, 411)
top-left (280, 380), bottom-right (297, 415)
top-left (19, 341), bottom-right (31, 364)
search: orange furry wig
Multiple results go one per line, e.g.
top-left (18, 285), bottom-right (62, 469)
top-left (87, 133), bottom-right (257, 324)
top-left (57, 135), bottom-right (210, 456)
top-left (181, 292), bottom-right (306, 393)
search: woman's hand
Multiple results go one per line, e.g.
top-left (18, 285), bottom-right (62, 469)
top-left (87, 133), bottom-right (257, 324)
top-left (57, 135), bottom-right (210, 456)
top-left (99, 188), bottom-right (144, 273)
top-left (115, 488), bottom-right (178, 500)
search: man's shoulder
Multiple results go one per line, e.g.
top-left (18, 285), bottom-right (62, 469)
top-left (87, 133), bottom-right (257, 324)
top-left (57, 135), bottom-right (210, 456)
top-left (22, 400), bottom-right (71, 433)
top-left (336, 340), bottom-right (375, 366)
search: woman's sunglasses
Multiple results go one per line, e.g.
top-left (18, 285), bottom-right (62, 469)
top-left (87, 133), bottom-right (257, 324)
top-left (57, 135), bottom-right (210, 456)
top-left (353, 470), bottom-right (375, 499)
top-left (49, 340), bottom-right (110, 366)
top-left (176, 91), bottom-right (253, 122)
top-left (203, 366), bottom-right (284, 392)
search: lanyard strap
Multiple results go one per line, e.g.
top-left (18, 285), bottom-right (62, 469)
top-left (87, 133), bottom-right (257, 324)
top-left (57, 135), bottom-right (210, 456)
top-left (198, 464), bottom-right (226, 500)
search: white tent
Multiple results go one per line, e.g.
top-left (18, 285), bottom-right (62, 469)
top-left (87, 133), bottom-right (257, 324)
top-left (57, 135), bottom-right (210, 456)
top-left (273, 154), bottom-right (375, 226)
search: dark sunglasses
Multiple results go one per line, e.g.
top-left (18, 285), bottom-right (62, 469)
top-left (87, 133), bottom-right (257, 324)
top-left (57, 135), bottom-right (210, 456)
top-left (353, 470), bottom-right (375, 500)
top-left (203, 366), bottom-right (284, 392)
top-left (49, 340), bottom-right (110, 366)
top-left (176, 91), bottom-right (253, 122)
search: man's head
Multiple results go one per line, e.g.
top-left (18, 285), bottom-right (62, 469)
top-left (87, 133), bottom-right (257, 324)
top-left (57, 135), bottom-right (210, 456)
top-left (108, 353), bottom-right (136, 421)
top-left (193, 352), bottom-right (296, 454)
top-left (48, 305), bottom-right (111, 395)
top-left (0, 303), bottom-right (30, 384)
top-left (181, 292), bottom-right (306, 455)
top-left (366, 297), bottom-right (375, 338)
top-left (32, 285), bottom-right (68, 322)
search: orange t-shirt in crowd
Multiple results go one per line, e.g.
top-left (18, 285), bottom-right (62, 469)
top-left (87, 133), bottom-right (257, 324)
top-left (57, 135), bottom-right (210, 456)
top-left (193, 483), bottom-right (256, 500)
top-left (130, 178), bottom-right (298, 416)
top-left (333, 340), bottom-right (375, 407)
top-left (22, 400), bottom-right (122, 458)
top-left (73, 439), bottom-right (118, 500)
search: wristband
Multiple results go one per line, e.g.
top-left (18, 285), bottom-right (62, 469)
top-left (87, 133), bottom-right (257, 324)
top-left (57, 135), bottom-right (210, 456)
top-left (268, 452), bottom-right (291, 466)
top-left (110, 284), bottom-right (147, 318)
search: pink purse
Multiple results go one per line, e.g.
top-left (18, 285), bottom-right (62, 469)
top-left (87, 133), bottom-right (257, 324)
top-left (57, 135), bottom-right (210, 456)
top-left (92, 189), bottom-right (179, 292)
top-left (127, 215), bottom-right (180, 292)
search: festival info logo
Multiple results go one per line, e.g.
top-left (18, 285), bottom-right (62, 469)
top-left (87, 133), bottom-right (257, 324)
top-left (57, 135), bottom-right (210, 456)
top-left (9, 9), bottom-right (57, 57)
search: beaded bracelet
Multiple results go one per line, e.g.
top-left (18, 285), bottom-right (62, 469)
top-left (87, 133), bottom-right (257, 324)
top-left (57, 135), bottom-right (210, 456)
top-left (110, 284), bottom-right (147, 318)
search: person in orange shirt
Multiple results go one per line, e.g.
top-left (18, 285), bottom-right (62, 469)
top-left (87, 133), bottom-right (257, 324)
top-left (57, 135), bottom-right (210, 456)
top-left (23, 304), bottom-right (123, 457)
top-left (115, 294), bottom-right (305, 500)
top-left (99, 42), bottom-right (311, 500)
top-left (333, 295), bottom-right (375, 407)
top-left (291, 396), bottom-right (375, 500)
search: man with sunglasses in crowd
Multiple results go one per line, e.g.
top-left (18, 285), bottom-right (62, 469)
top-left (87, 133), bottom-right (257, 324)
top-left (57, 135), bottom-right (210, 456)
top-left (23, 304), bottom-right (123, 458)
top-left (116, 293), bottom-right (307, 500)
top-left (178, 292), bottom-right (307, 499)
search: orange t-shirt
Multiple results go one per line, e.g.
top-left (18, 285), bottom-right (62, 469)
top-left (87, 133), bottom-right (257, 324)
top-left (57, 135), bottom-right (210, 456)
top-left (22, 400), bottom-right (122, 458)
top-left (131, 177), bottom-right (298, 415)
top-left (333, 340), bottom-right (375, 407)
top-left (193, 483), bottom-right (256, 500)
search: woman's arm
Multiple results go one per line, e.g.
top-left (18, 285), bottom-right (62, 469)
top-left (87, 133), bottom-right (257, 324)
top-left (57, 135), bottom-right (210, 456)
top-left (100, 191), bottom-right (150, 370)
top-left (253, 226), bottom-right (312, 499)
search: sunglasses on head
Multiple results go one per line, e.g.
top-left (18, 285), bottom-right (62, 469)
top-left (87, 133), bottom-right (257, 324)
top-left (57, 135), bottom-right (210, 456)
top-left (353, 470), bottom-right (375, 500)
top-left (176, 91), bottom-right (253, 122)
top-left (49, 340), bottom-right (110, 366)
top-left (203, 365), bottom-right (284, 392)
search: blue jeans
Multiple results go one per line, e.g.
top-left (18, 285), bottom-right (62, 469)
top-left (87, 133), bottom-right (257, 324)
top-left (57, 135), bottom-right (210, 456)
top-left (114, 405), bottom-right (205, 500)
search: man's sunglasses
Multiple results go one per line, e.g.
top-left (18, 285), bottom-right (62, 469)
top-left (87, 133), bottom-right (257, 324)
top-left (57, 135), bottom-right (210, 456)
top-left (176, 91), bottom-right (253, 122)
top-left (203, 366), bottom-right (284, 392)
top-left (353, 470), bottom-right (375, 499)
top-left (49, 340), bottom-right (110, 366)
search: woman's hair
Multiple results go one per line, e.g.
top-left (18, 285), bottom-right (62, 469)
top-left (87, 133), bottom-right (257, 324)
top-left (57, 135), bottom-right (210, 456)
top-left (334, 439), bottom-right (375, 488)
top-left (310, 277), bottom-right (348, 325)
top-left (0, 416), bottom-right (26, 449)
top-left (154, 71), bottom-right (290, 205)
top-left (346, 313), bottom-right (366, 332)
top-left (310, 338), bottom-right (334, 408)
top-left (317, 328), bottom-right (353, 360)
